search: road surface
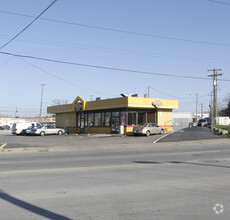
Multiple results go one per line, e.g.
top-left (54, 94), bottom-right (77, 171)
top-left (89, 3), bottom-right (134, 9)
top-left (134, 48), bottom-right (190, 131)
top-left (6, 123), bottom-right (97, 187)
top-left (0, 139), bottom-right (229, 219)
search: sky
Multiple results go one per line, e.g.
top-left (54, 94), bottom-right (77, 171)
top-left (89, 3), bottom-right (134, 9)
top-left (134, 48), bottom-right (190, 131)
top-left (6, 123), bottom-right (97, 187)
top-left (0, 0), bottom-right (230, 117)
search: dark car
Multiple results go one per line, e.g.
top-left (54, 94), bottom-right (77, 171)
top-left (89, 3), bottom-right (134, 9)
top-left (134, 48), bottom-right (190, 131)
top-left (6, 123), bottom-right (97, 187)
top-left (204, 117), bottom-right (213, 128)
top-left (198, 119), bottom-right (207, 127)
top-left (0, 125), bottom-right (10, 130)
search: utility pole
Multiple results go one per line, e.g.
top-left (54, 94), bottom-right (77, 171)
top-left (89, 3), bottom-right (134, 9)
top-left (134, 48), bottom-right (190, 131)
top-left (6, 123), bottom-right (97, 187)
top-left (148, 85), bottom-right (150, 98)
top-left (200, 103), bottom-right (204, 118)
top-left (39, 84), bottom-right (46, 122)
top-left (15, 107), bottom-right (18, 118)
top-left (196, 93), bottom-right (198, 125)
top-left (208, 91), bottom-right (213, 118)
top-left (208, 68), bottom-right (223, 126)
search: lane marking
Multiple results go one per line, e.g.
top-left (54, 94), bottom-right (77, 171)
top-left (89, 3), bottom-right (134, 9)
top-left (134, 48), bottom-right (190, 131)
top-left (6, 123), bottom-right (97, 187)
top-left (0, 160), bottom-right (198, 175)
top-left (0, 143), bottom-right (7, 149)
top-left (0, 157), bottom-right (229, 176)
top-left (153, 132), bottom-right (174, 143)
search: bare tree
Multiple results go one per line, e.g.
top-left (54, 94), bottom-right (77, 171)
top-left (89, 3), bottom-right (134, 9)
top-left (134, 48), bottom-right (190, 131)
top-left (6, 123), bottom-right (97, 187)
top-left (219, 93), bottom-right (230, 117)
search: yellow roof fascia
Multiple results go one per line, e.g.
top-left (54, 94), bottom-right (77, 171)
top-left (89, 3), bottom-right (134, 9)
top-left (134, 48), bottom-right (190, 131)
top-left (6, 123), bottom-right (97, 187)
top-left (127, 97), bottom-right (179, 109)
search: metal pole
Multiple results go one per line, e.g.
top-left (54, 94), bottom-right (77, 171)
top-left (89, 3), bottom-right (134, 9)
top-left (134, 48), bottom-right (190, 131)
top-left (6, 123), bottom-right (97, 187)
top-left (39, 84), bottom-right (46, 122)
top-left (196, 93), bottom-right (198, 125)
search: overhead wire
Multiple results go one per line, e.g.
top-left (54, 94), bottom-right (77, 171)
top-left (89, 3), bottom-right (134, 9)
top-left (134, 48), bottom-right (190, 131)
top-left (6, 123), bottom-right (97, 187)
top-left (208, 0), bottom-right (230, 6)
top-left (0, 0), bottom-right (58, 50)
top-left (0, 9), bottom-right (230, 47)
top-left (1, 51), bottom-right (223, 81)
top-left (17, 57), bottom-right (117, 97)
top-left (150, 86), bottom-right (195, 99)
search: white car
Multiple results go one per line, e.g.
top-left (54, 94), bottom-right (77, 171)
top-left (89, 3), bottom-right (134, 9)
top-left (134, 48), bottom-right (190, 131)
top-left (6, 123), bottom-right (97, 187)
top-left (12, 122), bottom-right (42, 135)
top-left (133, 123), bottom-right (164, 136)
top-left (31, 124), bottom-right (65, 136)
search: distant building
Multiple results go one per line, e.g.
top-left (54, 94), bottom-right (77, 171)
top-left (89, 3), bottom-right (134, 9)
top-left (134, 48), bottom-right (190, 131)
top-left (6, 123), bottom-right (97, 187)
top-left (0, 117), bottom-right (55, 128)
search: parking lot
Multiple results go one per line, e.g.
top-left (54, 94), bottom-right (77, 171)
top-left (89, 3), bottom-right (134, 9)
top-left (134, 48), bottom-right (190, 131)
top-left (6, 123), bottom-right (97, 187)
top-left (0, 126), bottom-right (223, 151)
top-left (0, 130), bottom-right (166, 149)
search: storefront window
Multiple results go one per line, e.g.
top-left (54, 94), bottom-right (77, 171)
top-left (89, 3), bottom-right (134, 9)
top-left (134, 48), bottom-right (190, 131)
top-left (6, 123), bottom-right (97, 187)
top-left (105, 112), bottom-right (111, 126)
top-left (88, 113), bottom-right (94, 127)
top-left (138, 112), bottom-right (146, 124)
top-left (128, 112), bottom-right (136, 125)
top-left (77, 112), bottom-right (80, 127)
top-left (80, 112), bottom-right (84, 128)
top-left (84, 112), bottom-right (88, 127)
top-left (95, 113), bottom-right (102, 126)
top-left (102, 112), bottom-right (105, 126)
top-left (120, 112), bottom-right (126, 125)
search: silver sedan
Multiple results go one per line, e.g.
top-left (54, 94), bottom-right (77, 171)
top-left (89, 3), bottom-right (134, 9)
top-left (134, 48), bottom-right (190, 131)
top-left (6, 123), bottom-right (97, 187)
top-left (31, 124), bottom-right (65, 136)
top-left (133, 123), bottom-right (164, 136)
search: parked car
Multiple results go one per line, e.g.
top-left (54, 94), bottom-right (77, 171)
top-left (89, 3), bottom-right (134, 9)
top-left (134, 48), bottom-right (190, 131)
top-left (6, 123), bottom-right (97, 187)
top-left (21, 124), bottom-right (43, 135)
top-left (198, 119), bottom-right (207, 127)
top-left (133, 123), bottom-right (164, 136)
top-left (12, 122), bottom-right (42, 135)
top-left (31, 124), bottom-right (65, 136)
top-left (204, 117), bottom-right (213, 128)
top-left (0, 125), bottom-right (10, 130)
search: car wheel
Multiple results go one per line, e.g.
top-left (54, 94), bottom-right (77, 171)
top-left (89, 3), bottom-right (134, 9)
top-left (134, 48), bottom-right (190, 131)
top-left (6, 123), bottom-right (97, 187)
top-left (58, 130), bottom-right (63, 135)
top-left (146, 130), bottom-right (150, 137)
top-left (160, 129), bottom-right (164, 134)
top-left (40, 131), bottom-right (45, 136)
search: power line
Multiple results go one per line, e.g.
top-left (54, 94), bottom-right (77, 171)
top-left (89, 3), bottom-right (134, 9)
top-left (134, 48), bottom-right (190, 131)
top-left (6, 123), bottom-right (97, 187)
top-left (0, 0), bottom-right (58, 50)
top-left (2, 34), bottom-right (230, 65)
top-left (150, 86), bottom-right (194, 99)
top-left (1, 9), bottom-right (230, 47)
top-left (208, 0), bottom-right (230, 6)
top-left (18, 57), bottom-right (117, 97)
top-left (0, 51), bottom-right (222, 81)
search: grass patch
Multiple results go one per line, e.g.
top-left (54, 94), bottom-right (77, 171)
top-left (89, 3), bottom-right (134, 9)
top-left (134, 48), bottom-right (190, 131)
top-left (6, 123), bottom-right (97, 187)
top-left (215, 125), bottom-right (230, 138)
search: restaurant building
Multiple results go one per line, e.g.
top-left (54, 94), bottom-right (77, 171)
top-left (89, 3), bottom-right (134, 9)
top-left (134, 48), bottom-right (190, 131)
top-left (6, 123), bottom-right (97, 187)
top-left (47, 95), bottom-right (179, 134)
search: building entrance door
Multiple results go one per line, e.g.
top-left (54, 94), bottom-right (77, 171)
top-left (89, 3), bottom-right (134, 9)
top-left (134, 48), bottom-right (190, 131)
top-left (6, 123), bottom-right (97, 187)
top-left (111, 112), bottom-right (119, 133)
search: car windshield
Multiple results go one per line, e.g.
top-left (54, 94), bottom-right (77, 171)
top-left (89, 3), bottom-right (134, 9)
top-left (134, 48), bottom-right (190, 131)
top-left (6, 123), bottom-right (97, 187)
top-left (199, 119), bottom-right (206, 122)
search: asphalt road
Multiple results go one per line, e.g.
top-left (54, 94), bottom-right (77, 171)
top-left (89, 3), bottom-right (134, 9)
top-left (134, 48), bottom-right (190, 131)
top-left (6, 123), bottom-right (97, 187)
top-left (0, 140), bottom-right (230, 220)
top-left (158, 126), bottom-right (220, 142)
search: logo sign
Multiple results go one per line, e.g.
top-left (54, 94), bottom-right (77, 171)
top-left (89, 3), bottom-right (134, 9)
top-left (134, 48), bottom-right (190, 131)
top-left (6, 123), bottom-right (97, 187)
top-left (74, 101), bottom-right (83, 111)
top-left (152, 99), bottom-right (163, 107)
top-left (213, 203), bottom-right (224, 215)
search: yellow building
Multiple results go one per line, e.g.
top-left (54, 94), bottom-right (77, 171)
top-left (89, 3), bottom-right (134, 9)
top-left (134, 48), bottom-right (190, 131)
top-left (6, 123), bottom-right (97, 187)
top-left (47, 96), bottom-right (179, 134)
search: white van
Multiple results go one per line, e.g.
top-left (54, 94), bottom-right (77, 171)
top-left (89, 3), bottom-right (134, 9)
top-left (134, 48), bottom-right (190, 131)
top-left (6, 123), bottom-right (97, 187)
top-left (12, 122), bottom-right (42, 135)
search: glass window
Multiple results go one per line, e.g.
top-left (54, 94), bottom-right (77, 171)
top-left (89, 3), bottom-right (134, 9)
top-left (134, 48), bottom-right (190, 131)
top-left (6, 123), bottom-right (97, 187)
top-left (88, 113), bottom-right (94, 127)
top-left (105, 112), bottom-right (111, 126)
top-left (128, 112), bottom-right (136, 126)
top-left (80, 112), bottom-right (84, 128)
top-left (102, 112), bottom-right (105, 126)
top-left (95, 113), bottom-right (102, 126)
top-left (138, 112), bottom-right (147, 124)
top-left (120, 112), bottom-right (126, 125)
top-left (77, 112), bottom-right (80, 127)
top-left (84, 112), bottom-right (88, 127)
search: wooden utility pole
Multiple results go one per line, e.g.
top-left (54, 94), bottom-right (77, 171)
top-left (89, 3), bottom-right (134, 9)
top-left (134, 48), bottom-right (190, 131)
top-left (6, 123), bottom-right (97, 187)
top-left (208, 68), bottom-right (223, 126)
